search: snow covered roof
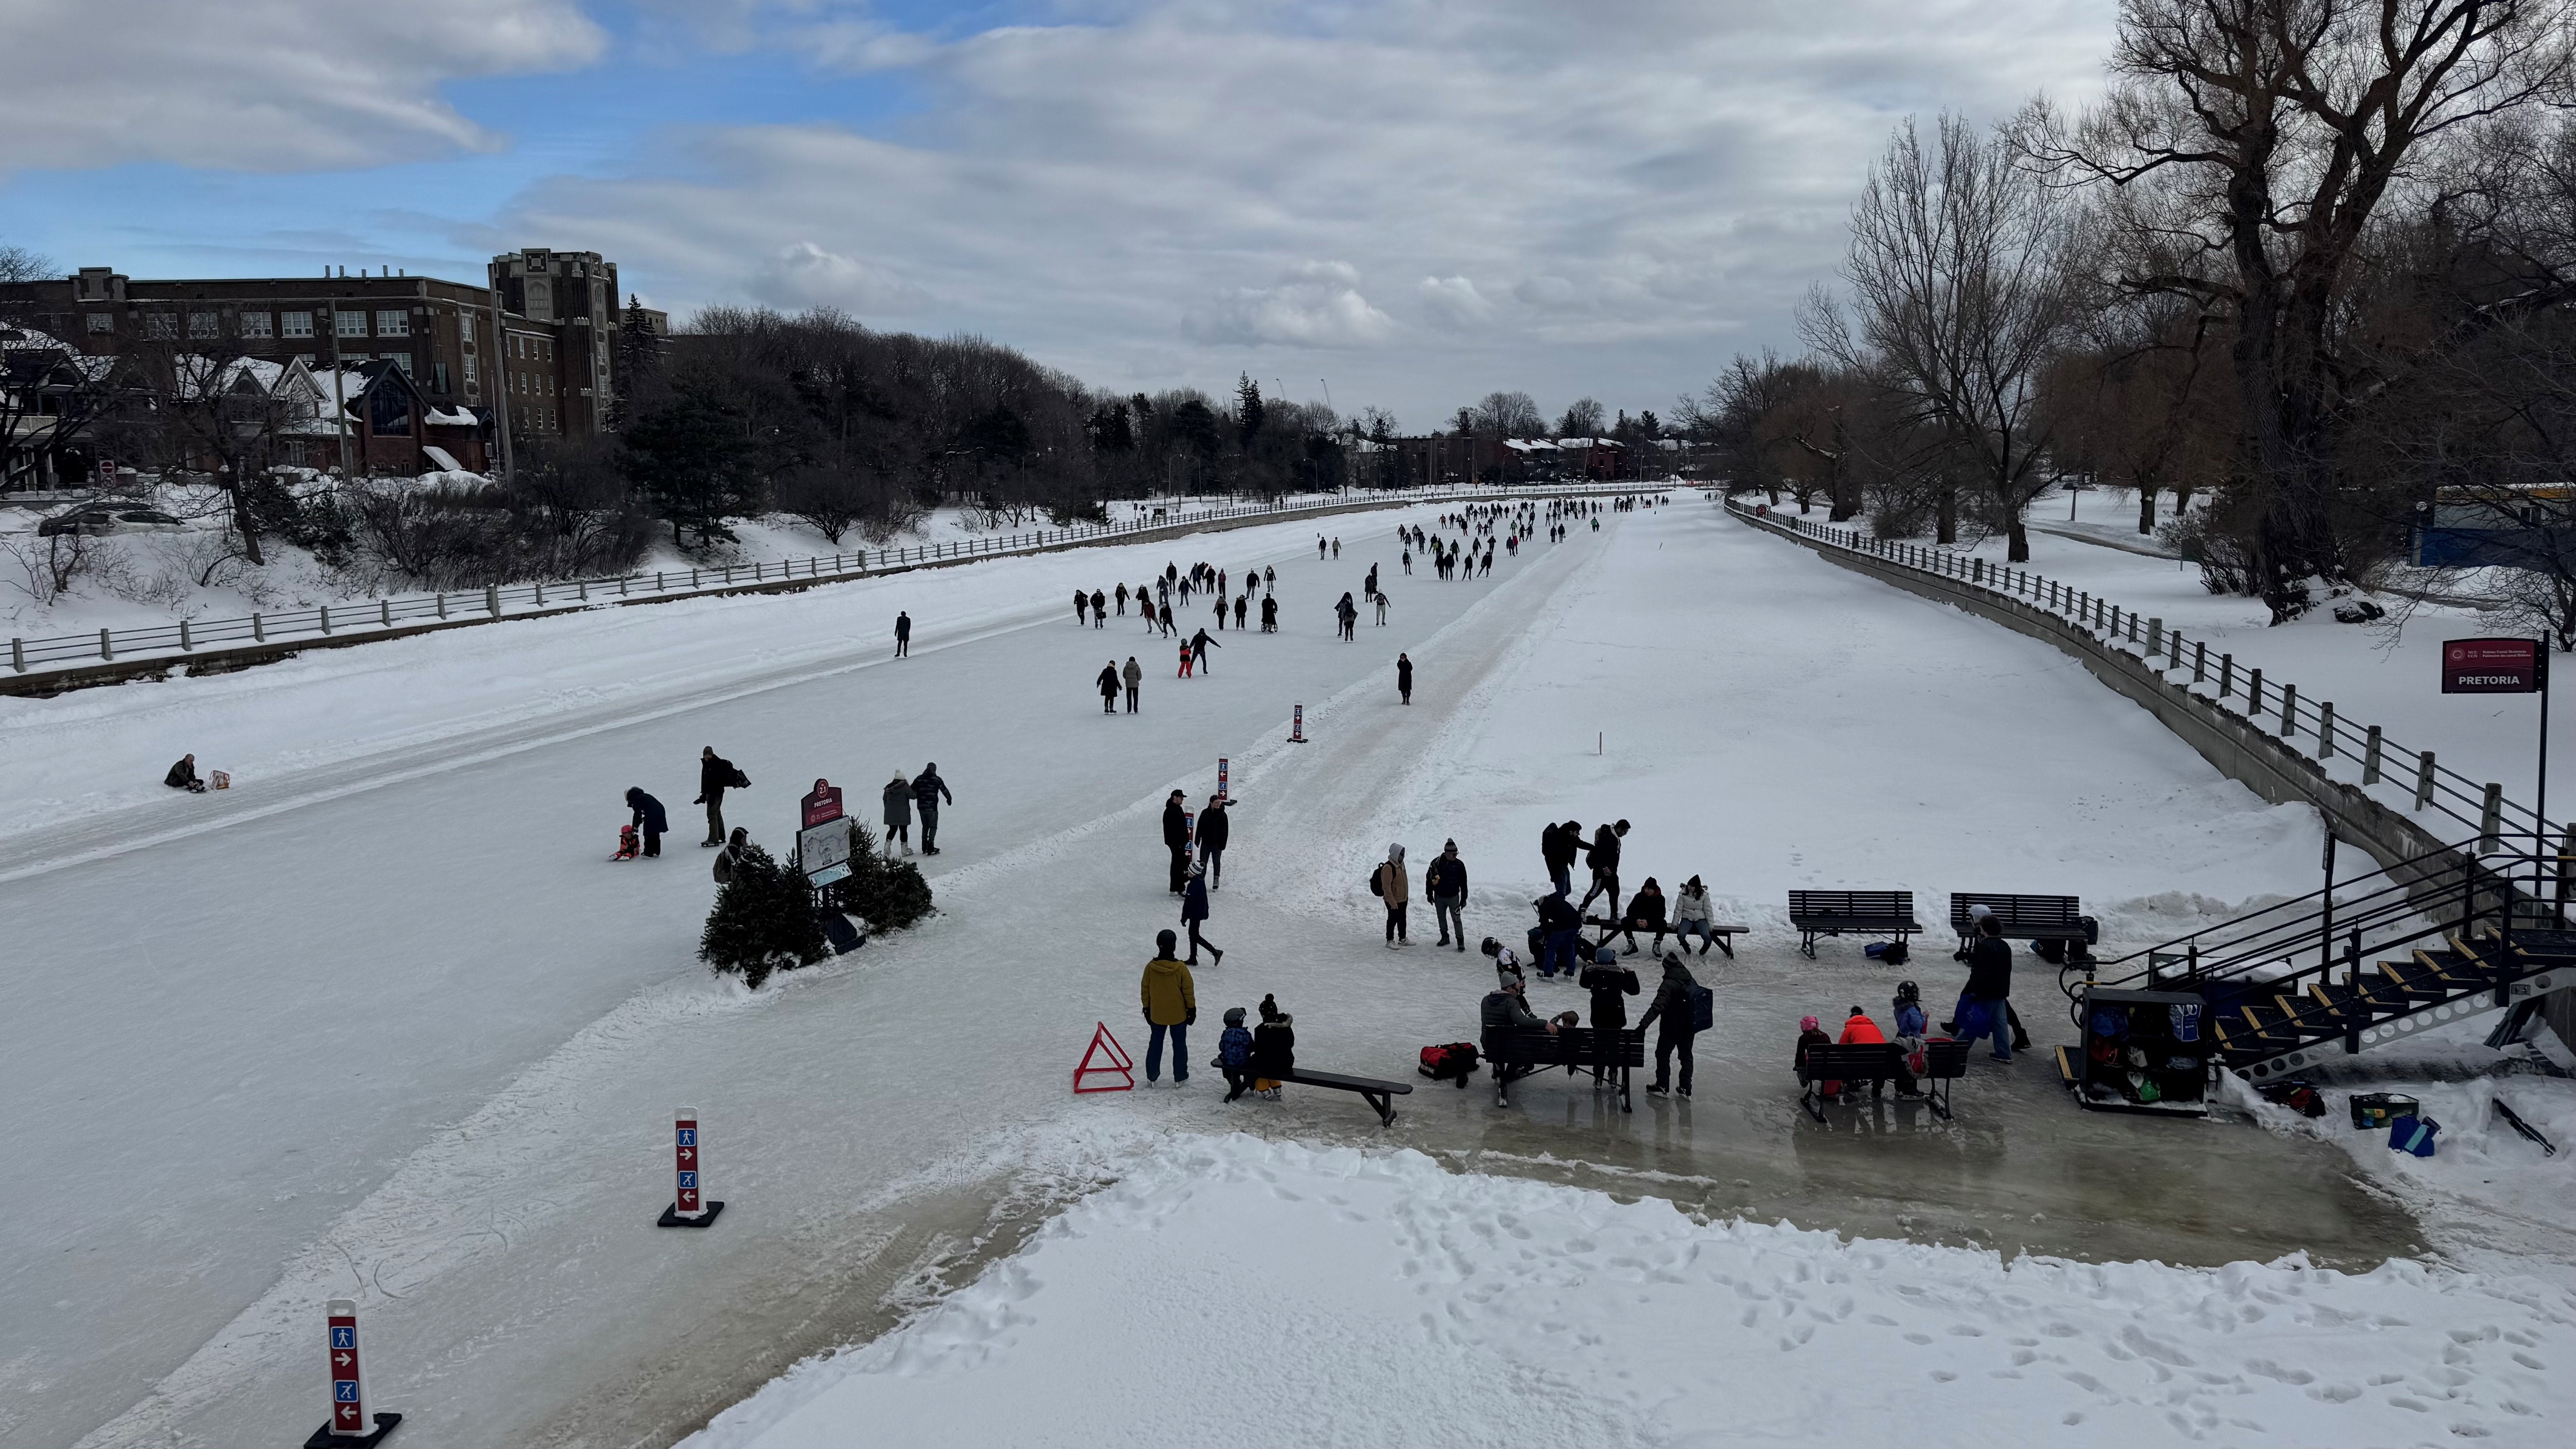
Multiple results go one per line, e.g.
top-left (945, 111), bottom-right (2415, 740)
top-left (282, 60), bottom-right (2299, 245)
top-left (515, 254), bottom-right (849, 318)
top-left (423, 406), bottom-right (477, 428)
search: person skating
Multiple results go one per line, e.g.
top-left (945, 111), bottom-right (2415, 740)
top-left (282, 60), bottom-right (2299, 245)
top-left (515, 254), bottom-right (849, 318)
top-left (1480, 935), bottom-right (1524, 989)
top-left (1090, 589), bottom-right (1107, 627)
top-left (1260, 594), bottom-right (1278, 632)
top-left (1075, 590), bottom-right (1089, 627)
top-left (1122, 655), bottom-right (1143, 712)
top-left (1396, 652), bottom-right (1413, 704)
top-left (624, 787), bottom-right (667, 857)
top-left (1317, 536), bottom-right (1327, 560)
top-left (1182, 861), bottom-right (1224, 965)
top-left (164, 754), bottom-right (206, 792)
top-left (1638, 952), bottom-right (1702, 1097)
top-left (1233, 594), bottom-right (1247, 629)
top-left (1425, 838), bottom-right (1467, 949)
top-left (1138, 929), bottom-right (1196, 1086)
top-left (911, 763), bottom-right (953, 855)
top-left (1577, 819), bottom-right (1629, 919)
top-left (1263, 565), bottom-right (1275, 590)
top-left (1115, 582), bottom-right (1128, 616)
top-left (1177, 640), bottom-right (1193, 678)
top-left (1191, 628), bottom-right (1219, 672)
top-left (1163, 789), bottom-right (1191, 893)
top-left (1096, 661), bottom-right (1121, 714)
top-left (1375, 842), bottom-right (1410, 947)
top-left (695, 745), bottom-right (746, 847)
top-left (1196, 793), bottom-right (1230, 888)
top-left (893, 610), bottom-right (911, 658)
top-left (882, 773), bottom-right (913, 854)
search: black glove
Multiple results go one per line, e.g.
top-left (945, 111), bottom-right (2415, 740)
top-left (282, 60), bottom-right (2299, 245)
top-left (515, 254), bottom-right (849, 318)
top-left (1185, 1009), bottom-right (1198, 1026)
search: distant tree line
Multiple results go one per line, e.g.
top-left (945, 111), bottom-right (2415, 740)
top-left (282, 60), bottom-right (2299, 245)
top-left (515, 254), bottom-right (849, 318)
top-left (1693, 0), bottom-right (2576, 624)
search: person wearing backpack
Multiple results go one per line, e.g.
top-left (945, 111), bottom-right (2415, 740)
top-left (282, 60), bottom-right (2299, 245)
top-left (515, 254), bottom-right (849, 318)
top-left (1374, 843), bottom-right (1410, 947)
top-left (712, 826), bottom-right (750, 885)
top-left (695, 745), bottom-right (748, 847)
top-left (1637, 952), bottom-right (1702, 1097)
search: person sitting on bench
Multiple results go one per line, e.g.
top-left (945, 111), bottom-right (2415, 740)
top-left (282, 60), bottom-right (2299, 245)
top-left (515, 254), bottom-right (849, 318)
top-left (1619, 878), bottom-right (1671, 956)
top-left (1795, 1014), bottom-right (1835, 1095)
top-left (1481, 976), bottom-right (1558, 1044)
top-left (1840, 1003), bottom-right (1918, 1097)
top-left (1671, 876), bottom-right (1719, 956)
top-left (165, 754), bottom-right (206, 793)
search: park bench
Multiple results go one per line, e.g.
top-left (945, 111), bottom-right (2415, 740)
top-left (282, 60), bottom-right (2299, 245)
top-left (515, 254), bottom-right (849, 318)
top-left (1949, 892), bottom-right (2093, 962)
top-left (1280, 1067), bottom-right (1413, 1126)
top-left (1797, 1038), bottom-right (1969, 1121)
top-left (1788, 890), bottom-right (1923, 959)
top-left (1482, 1026), bottom-right (1642, 1113)
top-left (1583, 914), bottom-right (1748, 959)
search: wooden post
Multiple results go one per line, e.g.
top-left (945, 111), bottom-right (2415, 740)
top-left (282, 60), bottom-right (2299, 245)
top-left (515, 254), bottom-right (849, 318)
top-left (2415, 750), bottom-right (2437, 810)
top-left (2219, 653), bottom-right (2233, 696)
top-left (2318, 701), bottom-right (2336, 757)
top-left (2364, 725), bottom-right (2383, 784)
top-left (2280, 681), bottom-right (2296, 735)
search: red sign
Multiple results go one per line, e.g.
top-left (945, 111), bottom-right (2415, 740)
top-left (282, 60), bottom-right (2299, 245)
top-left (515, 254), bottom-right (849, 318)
top-left (674, 1110), bottom-right (702, 1218)
top-left (800, 779), bottom-right (843, 829)
top-left (2443, 637), bottom-right (2546, 694)
top-left (326, 1300), bottom-right (365, 1435)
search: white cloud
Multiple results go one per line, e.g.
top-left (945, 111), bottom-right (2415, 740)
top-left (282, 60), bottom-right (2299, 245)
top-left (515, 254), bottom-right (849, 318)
top-left (510, 1), bottom-right (2117, 419)
top-left (1183, 261), bottom-right (1397, 348)
top-left (0, 0), bottom-right (603, 170)
top-left (1417, 275), bottom-right (1492, 329)
top-left (747, 241), bottom-right (933, 315)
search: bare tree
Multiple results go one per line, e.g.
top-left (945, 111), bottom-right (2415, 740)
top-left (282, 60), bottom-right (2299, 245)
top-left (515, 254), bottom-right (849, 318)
top-left (1807, 112), bottom-right (2084, 557)
top-left (2026, 0), bottom-right (2576, 614)
top-left (1556, 396), bottom-right (1607, 437)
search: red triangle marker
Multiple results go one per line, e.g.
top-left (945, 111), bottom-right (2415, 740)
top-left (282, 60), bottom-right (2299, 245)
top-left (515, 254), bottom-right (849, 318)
top-left (1072, 1022), bottom-right (1136, 1094)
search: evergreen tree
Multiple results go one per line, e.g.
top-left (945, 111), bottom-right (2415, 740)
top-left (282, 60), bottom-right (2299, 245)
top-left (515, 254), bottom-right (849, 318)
top-left (612, 294), bottom-right (662, 429)
top-left (830, 823), bottom-right (935, 931)
top-left (620, 380), bottom-right (763, 547)
top-left (1235, 374), bottom-right (1265, 446)
top-left (699, 843), bottom-right (828, 988)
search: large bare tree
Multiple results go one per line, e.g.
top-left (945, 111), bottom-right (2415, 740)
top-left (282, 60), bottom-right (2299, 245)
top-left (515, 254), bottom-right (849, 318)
top-left (2026, 0), bottom-right (2576, 616)
top-left (1807, 112), bottom-right (2083, 558)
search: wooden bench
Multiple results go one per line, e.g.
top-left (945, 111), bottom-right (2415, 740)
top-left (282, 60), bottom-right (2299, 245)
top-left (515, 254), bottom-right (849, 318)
top-left (1787, 890), bottom-right (1923, 959)
top-left (1583, 914), bottom-right (1748, 959)
top-left (1482, 1026), bottom-right (1643, 1113)
top-left (1797, 1038), bottom-right (1969, 1121)
top-left (1949, 892), bottom-right (2093, 961)
top-left (1279, 1067), bottom-right (1413, 1126)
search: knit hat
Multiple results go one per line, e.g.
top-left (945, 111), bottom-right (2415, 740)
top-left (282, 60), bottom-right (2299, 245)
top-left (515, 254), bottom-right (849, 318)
top-left (1224, 1007), bottom-right (1246, 1027)
top-left (1799, 1015), bottom-right (1821, 1032)
top-left (1594, 946), bottom-right (1618, 965)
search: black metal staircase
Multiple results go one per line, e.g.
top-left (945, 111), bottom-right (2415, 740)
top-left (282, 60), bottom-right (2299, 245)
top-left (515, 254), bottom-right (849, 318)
top-left (2074, 837), bottom-right (2576, 1083)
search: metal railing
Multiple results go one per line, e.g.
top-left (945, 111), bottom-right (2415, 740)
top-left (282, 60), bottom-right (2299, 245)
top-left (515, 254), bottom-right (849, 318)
top-left (7, 481), bottom-right (1653, 677)
top-left (1728, 498), bottom-right (2564, 860)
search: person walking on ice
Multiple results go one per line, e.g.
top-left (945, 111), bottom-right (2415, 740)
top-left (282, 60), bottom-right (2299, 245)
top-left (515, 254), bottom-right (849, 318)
top-left (1075, 590), bottom-right (1089, 627)
top-left (1096, 661), bottom-right (1121, 714)
top-left (695, 745), bottom-right (745, 847)
top-left (1191, 628), bottom-right (1219, 673)
top-left (882, 773), bottom-right (913, 854)
top-left (893, 610), bottom-right (911, 658)
top-left (1182, 860), bottom-right (1224, 966)
top-left (1123, 655), bottom-right (1143, 713)
top-left (1196, 792), bottom-right (1229, 888)
top-left (1375, 842), bottom-right (1410, 948)
top-left (1396, 652), bottom-right (1412, 704)
top-left (1374, 591), bottom-right (1388, 625)
top-left (911, 762), bottom-right (953, 856)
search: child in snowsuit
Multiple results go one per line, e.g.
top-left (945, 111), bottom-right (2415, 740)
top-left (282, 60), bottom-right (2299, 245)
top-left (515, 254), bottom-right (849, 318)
top-left (1218, 1007), bottom-right (1256, 1101)
top-left (1795, 1014), bottom-right (1836, 1095)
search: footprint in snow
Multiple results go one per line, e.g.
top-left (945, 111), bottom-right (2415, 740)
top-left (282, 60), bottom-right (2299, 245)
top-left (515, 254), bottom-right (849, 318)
top-left (1904, 1332), bottom-right (1933, 1345)
top-left (1930, 1370), bottom-right (1957, 1383)
top-left (2308, 1384), bottom-right (2362, 1403)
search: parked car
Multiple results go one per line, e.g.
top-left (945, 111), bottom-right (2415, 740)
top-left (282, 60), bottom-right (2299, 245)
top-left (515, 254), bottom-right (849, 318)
top-left (36, 507), bottom-right (185, 537)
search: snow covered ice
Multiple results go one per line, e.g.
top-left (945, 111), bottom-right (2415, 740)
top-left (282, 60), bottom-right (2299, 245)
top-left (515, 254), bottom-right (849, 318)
top-left (6, 499), bottom-right (2571, 1448)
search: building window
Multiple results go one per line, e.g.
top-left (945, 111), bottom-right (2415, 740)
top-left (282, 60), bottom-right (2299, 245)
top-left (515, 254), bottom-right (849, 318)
top-left (188, 313), bottom-right (221, 339)
top-left (460, 315), bottom-right (475, 342)
top-left (376, 309), bottom-right (409, 336)
top-left (241, 312), bottom-right (273, 339)
top-left (463, 354), bottom-right (478, 384)
top-left (336, 311), bottom-right (367, 338)
top-left (146, 313), bottom-right (177, 339)
top-left (281, 311), bottom-right (314, 337)
top-left (85, 312), bottom-right (114, 334)
top-left (433, 362), bottom-right (451, 393)
top-left (391, 353), bottom-right (413, 376)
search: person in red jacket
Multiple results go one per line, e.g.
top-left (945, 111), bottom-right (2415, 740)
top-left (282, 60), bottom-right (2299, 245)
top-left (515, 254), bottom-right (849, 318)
top-left (1839, 1005), bottom-right (1918, 1097)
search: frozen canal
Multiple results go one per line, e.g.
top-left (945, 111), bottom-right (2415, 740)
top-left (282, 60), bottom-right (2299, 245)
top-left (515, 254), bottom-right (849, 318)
top-left (4, 501), bottom-right (2439, 1448)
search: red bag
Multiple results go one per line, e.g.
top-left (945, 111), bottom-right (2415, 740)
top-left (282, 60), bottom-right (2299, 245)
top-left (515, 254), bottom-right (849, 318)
top-left (1418, 1042), bottom-right (1480, 1081)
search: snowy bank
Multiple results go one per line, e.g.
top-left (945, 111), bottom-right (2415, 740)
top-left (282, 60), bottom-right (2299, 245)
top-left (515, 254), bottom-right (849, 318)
top-left (685, 1132), bottom-right (2576, 1449)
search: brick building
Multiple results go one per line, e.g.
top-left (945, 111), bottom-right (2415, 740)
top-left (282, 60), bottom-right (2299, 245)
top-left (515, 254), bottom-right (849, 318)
top-left (0, 249), bottom-right (667, 480)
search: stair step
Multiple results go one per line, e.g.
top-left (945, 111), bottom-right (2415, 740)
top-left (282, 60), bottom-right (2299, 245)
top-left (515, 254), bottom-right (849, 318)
top-left (2304, 981), bottom-right (2370, 1026)
top-left (2374, 957), bottom-right (2447, 1000)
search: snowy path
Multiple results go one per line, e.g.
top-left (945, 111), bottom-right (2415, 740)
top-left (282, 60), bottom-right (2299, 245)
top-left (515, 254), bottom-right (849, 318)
top-left (10, 501), bottom-right (2457, 1448)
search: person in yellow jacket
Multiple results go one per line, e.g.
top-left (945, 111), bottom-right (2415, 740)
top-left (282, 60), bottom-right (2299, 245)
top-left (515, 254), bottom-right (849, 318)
top-left (1139, 928), bottom-right (1197, 1084)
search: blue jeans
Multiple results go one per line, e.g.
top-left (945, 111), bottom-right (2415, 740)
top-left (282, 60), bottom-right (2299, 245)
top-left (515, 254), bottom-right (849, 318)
top-left (1975, 998), bottom-right (2011, 1060)
top-left (1549, 864), bottom-right (1571, 896)
top-left (1543, 928), bottom-right (1578, 978)
top-left (1147, 1021), bottom-right (1189, 1081)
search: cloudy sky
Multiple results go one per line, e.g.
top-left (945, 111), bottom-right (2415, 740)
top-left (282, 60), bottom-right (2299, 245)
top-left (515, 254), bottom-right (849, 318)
top-left (0, 0), bottom-right (2113, 427)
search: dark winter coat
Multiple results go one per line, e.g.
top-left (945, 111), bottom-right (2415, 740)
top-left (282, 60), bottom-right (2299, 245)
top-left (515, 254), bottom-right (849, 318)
top-left (1197, 805), bottom-right (1230, 852)
top-left (1794, 1027), bottom-right (1832, 1076)
top-left (626, 788), bottom-right (667, 834)
top-left (699, 754), bottom-right (741, 802)
top-left (164, 758), bottom-right (199, 789)
top-left (1218, 1025), bottom-right (1254, 1068)
top-left (1580, 960), bottom-right (1639, 1030)
top-left (1624, 888), bottom-right (1669, 932)
top-left (1163, 800), bottom-right (1190, 850)
top-left (1191, 629), bottom-right (1219, 657)
top-left (1425, 855), bottom-right (1466, 902)
top-left (1397, 657), bottom-right (1413, 690)
top-left (1097, 664), bottom-right (1121, 699)
top-left (1481, 990), bottom-right (1546, 1052)
top-left (895, 613), bottom-right (911, 639)
top-left (1636, 962), bottom-right (1697, 1043)
top-left (883, 780), bottom-right (912, 828)
top-left (1965, 936), bottom-right (2013, 1000)
top-left (1260, 597), bottom-right (1278, 625)
top-left (1536, 892), bottom-right (1582, 934)
top-left (1586, 824), bottom-right (1621, 872)
top-left (1541, 823), bottom-right (1579, 872)
top-left (912, 770), bottom-right (952, 812)
top-left (1250, 1019), bottom-right (1295, 1077)
top-left (1182, 874), bottom-right (1210, 923)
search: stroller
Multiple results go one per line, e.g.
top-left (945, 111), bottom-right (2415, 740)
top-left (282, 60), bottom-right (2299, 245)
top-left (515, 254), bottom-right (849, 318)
top-left (611, 823), bottom-right (640, 861)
